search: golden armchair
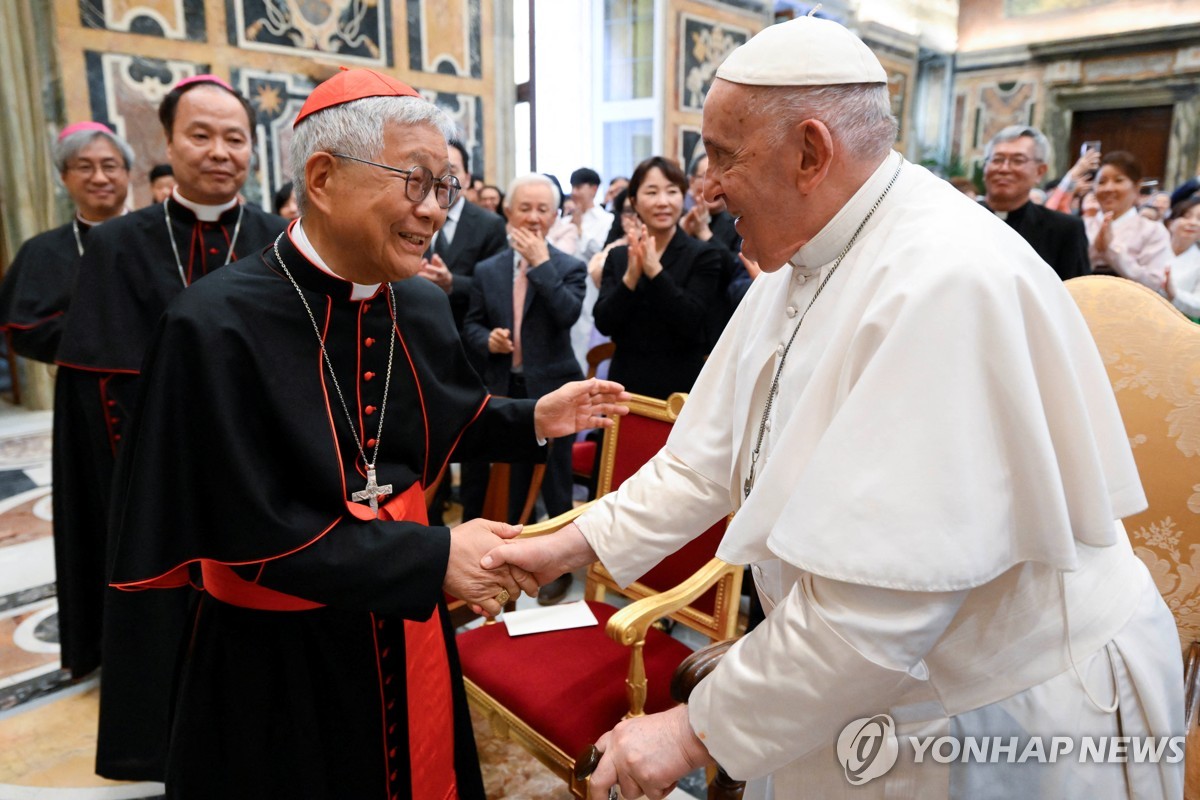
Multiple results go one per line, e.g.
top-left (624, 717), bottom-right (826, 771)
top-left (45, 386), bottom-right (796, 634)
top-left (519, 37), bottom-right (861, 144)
top-left (1065, 275), bottom-right (1200, 794)
top-left (456, 392), bottom-right (742, 796)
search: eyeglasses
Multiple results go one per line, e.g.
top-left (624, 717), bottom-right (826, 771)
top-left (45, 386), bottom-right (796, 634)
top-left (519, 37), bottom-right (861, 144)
top-left (330, 153), bottom-right (461, 209)
top-left (67, 161), bottom-right (126, 178)
top-left (987, 154), bottom-right (1040, 168)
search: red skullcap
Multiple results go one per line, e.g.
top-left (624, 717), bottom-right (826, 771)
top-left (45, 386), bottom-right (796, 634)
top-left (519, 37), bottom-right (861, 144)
top-left (176, 74), bottom-right (235, 92)
top-left (293, 67), bottom-right (422, 128)
top-left (58, 121), bottom-right (116, 142)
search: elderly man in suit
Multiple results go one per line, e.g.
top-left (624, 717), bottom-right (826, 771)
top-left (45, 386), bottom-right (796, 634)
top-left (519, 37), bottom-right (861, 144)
top-left (982, 125), bottom-right (1090, 281)
top-left (465, 173), bottom-right (586, 531)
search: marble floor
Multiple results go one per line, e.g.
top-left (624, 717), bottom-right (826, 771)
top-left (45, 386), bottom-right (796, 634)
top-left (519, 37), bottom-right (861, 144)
top-left (0, 399), bottom-right (702, 799)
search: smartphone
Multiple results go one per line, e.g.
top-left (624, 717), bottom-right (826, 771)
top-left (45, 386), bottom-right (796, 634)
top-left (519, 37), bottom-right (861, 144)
top-left (1139, 179), bottom-right (1159, 195)
top-left (1081, 141), bottom-right (1101, 158)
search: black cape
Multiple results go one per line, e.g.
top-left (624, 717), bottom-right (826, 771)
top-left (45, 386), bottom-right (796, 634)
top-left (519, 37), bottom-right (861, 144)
top-left (982, 200), bottom-right (1091, 281)
top-left (0, 219), bottom-right (88, 362)
top-left (109, 231), bottom-right (540, 798)
top-left (51, 197), bottom-right (286, 779)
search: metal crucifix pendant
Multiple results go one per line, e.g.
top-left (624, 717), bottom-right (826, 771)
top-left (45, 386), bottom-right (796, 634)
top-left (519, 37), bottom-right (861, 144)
top-left (351, 466), bottom-right (393, 513)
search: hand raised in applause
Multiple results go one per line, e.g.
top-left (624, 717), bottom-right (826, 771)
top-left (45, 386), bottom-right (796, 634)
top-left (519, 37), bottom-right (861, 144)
top-left (533, 377), bottom-right (631, 440)
top-left (1095, 211), bottom-right (1114, 252)
top-left (445, 519), bottom-right (539, 617)
top-left (419, 253), bottom-right (453, 293)
top-left (488, 327), bottom-right (514, 354)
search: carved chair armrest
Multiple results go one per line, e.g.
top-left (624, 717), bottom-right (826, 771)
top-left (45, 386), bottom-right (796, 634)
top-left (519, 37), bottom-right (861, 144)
top-left (605, 558), bottom-right (739, 647)
top-left (517, 500), bottom-right (597, 538)
top-left (671, 639), bottom-right (738, 704)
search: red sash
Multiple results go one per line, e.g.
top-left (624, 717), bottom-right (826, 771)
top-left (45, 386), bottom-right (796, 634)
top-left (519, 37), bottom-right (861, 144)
top-left (204, 482), bottom-right (457, 800)
top-left (370, 483), bottom-right (459, 800)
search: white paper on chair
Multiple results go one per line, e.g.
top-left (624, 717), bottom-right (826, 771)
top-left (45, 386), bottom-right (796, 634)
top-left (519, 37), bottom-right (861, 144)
top-left (503, 601), bottom-right (599, 636)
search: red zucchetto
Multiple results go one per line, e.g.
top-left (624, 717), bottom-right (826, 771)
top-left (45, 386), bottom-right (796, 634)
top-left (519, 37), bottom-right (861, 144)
top-left (293, 67), bottom-right (422, 128)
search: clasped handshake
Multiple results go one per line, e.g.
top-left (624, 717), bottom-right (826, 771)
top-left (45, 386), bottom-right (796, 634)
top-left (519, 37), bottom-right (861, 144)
top-left (442, 377), bottom-right (630, 618)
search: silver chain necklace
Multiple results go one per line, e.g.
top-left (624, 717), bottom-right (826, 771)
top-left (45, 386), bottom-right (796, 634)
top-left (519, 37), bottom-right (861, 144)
top-left (72, 219), bottom-right (84, 256)
top-left (272, 234), bottom-right (398, 512)
top-left (743, 159), bottom-right (903, 499)
top-left (164, 198), bottom-right (244, 287)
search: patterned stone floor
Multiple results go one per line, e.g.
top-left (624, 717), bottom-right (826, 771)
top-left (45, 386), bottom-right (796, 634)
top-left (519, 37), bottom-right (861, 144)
top-left (0, 400), bottom-right (701, 798)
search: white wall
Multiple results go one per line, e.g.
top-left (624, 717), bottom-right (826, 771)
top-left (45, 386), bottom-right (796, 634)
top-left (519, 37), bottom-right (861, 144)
top-left (529, 0), bottom-right (596, 190)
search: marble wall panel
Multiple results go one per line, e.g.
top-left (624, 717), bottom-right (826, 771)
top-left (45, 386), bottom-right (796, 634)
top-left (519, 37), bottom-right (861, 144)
top-left (407, 0), bottom-right (482, 78)
top-left (424, 89), bottom-right (485, 177)
top-left (226, 0), bottom-right (393, 66)
top-left (78, 0), bottom-right (206, 41)
top-left (232, 68), bottom-right (317, 209)
top-left (678, 13), bottom-right (749, 112)
top-left (84, 51), bottom-right (208, 209)
top-left (977, 81), bottom-right (1036, 147)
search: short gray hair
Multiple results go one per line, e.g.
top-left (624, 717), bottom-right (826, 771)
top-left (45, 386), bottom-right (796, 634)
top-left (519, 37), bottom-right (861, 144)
top-left (54, 129), bottom-right (135, 175)
top-left (504, 173), bottom-right (560, 210)
top-left (984, 125), bottom-right (1049, 164)
top-left (290, 96), bottom-right (457, 214)
top-left (739, 83), bottom-right (897, 163)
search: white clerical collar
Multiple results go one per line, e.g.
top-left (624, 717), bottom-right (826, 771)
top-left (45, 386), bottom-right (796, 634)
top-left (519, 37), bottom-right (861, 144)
top-left (76, 208), bottom-right (126, 227)
top-left (290, 220), bottom-right (381, 301)
top-left (172, 187), bottom-right (239, 222)
top-left (789, 150), bottom-right (903, 271)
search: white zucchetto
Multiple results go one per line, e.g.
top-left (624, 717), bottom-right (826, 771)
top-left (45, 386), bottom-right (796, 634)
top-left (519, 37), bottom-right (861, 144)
top-left (715, 16), bottom-right (887, 87)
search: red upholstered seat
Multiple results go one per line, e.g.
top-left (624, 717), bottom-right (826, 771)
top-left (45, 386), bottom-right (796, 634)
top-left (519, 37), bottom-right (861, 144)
top-left (458, 601), bottom-right (692, 759)
top-left (458, 393), bottom-right (742, 796)
top-left (571, 439), bottom-right (597, 476)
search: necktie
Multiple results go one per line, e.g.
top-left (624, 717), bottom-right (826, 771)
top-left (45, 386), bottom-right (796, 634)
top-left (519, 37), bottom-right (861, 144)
top-left (512, 259), bottom-right (528, 369)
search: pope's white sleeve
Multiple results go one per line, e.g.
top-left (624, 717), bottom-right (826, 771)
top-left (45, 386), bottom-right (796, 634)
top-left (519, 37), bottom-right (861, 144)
top-left (688, 575), bottom-right (968, 780)
top-left (576, 449), bottom-right (733, 588)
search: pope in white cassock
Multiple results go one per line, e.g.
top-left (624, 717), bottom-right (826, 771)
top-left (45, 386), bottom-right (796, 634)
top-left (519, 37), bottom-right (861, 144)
top-left (482, 16), bottom-right (1183, 800)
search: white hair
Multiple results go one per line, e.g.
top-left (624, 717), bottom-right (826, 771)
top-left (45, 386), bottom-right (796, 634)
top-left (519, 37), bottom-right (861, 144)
top-left (984, 125), bottom-right (1050, 164)
top-left (504, 173), bottom-right (560, 210)
top-left (54, 129), bottom-right (135, 174)
top-left (290, 96), bottom-right (457, 214)
top-left (741, 83), bottom-right (897, 163)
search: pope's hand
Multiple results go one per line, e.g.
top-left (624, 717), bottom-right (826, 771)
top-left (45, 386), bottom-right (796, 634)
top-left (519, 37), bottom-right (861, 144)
top-left (481, 522), bottom-right (598, 587)
top-left (534, 378), bottom-right (630, 440)
top-left (445, 519), bottom-right (538, 617)
top-left (588, 705), bottom-right (713, 800)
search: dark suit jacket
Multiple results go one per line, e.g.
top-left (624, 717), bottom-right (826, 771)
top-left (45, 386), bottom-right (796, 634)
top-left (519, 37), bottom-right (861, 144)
top-left (463, 245), bottom-right (586, 399)
top-left (983, 200), bottom-right (1090, 281)
top-left (435, 201), bottom-right (508, 329)
top-left (593, 227), bottom-right (723, 398)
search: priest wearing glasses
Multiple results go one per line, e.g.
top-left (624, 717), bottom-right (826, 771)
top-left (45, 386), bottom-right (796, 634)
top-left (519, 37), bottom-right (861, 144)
top-left (107, 69), bottom-right (628, 799)
top-left (52, 75), bottom-right (287, 780)
top-left (0, 122), bottom-right (133, 363)
top-left (482, 16), bottom-right (1182, 800)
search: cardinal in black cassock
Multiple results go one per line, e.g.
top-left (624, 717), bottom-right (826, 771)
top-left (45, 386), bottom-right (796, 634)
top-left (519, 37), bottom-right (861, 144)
top-left (51, 76), bottom-right (286, 781)
top-left (108, 69), bottom-right (628, 799)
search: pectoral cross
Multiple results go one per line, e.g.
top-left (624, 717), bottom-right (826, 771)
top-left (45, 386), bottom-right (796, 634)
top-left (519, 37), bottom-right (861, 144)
top-left (352, 466), bottom-right (393, 513)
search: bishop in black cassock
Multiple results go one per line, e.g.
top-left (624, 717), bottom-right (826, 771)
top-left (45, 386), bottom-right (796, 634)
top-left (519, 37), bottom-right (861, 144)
top-left (108, 68), bottom-right (626, 799)
top-left (51, 76), bottom-right (286, 781)
top-left (0, 122), bottom-right (133, 362)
